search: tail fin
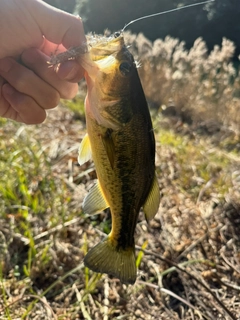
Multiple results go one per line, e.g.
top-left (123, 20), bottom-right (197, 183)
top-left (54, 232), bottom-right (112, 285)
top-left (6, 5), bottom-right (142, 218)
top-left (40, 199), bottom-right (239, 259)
top-left (84, 238), bottom-right (136, 284)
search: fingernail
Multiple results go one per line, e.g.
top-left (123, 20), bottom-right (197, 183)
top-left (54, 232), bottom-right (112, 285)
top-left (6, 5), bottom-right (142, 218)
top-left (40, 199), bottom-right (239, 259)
top-left (0, 58), bottom-right (13, 73)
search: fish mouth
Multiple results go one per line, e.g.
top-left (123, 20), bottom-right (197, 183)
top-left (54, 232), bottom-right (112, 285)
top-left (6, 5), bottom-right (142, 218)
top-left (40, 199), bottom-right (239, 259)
top-left (87, 33), bottom-right (125, 61)
top-left (81, 33), bottom-right (126, 81)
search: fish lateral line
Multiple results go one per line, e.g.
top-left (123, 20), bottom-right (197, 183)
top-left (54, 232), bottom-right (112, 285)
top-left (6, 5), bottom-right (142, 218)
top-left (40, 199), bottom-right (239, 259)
top-left (121, 0), bottom-right (215, 32)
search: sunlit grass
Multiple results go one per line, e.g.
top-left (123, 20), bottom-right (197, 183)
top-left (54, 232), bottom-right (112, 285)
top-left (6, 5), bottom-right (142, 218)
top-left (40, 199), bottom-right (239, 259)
top-left (155, 122), bottom-right (233, 200)
top-left (0, 94), bottom-right (239, 318)
top-left (124, 33), bottom-right (240, 135)
top-left (0, 121), bottom-right (74, 315)
top-left (0, 115), bottom-right (108, 318)
top-left (0, 132), bottom-right (61, 216)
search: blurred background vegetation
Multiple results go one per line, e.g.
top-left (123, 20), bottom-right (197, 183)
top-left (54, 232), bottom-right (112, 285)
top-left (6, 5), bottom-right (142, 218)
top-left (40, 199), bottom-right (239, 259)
top-left (44, 0), bottom-right (240, 135)
top-left (1, 1), bottom-right (240, 318)
top-left (44, 0), bottom-right (240, 59)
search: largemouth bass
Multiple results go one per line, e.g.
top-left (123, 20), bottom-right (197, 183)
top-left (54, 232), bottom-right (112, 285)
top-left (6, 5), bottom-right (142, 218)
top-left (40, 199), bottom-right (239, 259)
top-left (78, 33), bottom-right (160, 284)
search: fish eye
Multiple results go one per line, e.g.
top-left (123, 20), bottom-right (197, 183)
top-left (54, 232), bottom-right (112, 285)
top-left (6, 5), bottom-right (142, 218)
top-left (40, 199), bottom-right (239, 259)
top-left (114, 31), bottom-right (121, 38)
top-left (119, 62), bottom-right (132, 76)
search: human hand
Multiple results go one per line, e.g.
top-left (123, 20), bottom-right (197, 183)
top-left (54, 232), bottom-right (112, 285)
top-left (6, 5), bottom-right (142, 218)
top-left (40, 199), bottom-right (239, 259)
top-left (0, 0), bottom-right (85, 124)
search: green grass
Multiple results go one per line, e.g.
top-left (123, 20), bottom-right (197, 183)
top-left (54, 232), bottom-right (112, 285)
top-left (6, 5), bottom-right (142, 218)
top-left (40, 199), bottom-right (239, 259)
top-left (0, 105), bottom-right (239, 319)
top-left (0, 121), bottom-right (71, 286)
top-left (0, 133), bottom-right (60, 215)
top-left (63, 95), bottom-right (85, 121)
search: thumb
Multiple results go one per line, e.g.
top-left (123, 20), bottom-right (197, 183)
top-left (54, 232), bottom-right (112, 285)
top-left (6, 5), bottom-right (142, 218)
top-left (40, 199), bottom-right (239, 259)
top-left (28, 0), bottom-right (86, 49)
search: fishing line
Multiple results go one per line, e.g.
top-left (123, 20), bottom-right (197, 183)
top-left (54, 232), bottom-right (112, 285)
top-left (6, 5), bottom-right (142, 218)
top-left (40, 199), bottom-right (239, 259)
top-left (49, 0), bottom-right (215, 65)
top-left (122, 0), bottom-right (215, 32)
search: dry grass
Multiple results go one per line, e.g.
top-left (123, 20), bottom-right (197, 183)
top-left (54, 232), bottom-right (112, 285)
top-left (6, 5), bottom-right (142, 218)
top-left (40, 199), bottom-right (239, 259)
top-left (1, 32), bottom-right (240, 319)
top-left (0, 103), bottom-right (240, 319)
top-left (123, 32), bottom-right (240, 135)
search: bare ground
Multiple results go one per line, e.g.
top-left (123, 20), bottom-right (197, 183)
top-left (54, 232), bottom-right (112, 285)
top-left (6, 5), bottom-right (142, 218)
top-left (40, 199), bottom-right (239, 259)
top-left (0, 104), bottom-right (240, 320)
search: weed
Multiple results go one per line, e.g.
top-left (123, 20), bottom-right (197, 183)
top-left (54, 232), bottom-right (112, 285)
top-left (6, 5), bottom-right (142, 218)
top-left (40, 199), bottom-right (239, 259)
top-left (1, 32), bottom-right (240, 319)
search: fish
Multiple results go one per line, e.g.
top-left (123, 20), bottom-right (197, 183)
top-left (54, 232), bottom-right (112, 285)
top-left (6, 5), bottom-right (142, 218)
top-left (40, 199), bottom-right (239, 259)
top-left (47, 0), bottom-right (214, 286)
top-left (78, 33), bottom-right (160, 284)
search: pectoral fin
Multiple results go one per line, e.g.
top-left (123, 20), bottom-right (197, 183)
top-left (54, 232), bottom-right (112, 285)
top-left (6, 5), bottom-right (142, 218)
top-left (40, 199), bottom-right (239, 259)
top-left (78, 134), bottom-right (92, 165)
top-left (83, 180), bottom-right (109, 214)
top-left (101, 129), bottom-right (115, 169)
top-left (143, 174), bottom-right (160, 222)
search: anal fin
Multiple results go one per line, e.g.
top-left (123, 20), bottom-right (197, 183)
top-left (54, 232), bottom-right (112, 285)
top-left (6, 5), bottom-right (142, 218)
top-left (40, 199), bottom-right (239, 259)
top-left (83, 180), bottom-right (109, 214)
